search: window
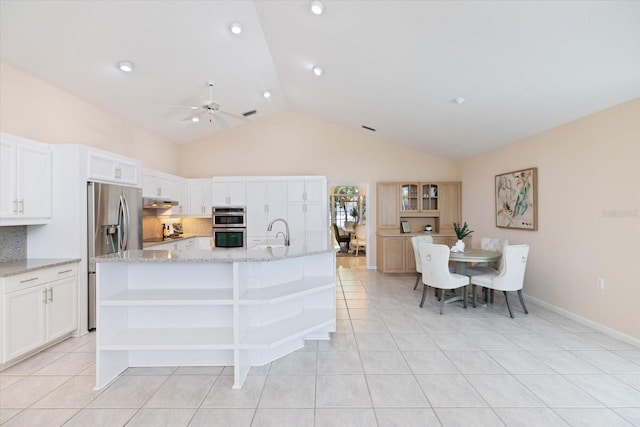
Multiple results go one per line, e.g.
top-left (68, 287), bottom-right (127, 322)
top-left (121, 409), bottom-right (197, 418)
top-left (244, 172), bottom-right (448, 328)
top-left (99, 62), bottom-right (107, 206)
top-left (330, 186), bottom-right (366, 227)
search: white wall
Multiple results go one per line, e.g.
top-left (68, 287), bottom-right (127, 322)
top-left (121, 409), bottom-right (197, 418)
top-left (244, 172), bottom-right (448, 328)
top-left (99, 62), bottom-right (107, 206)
top-left (459, 98), bottom-right (640, 340)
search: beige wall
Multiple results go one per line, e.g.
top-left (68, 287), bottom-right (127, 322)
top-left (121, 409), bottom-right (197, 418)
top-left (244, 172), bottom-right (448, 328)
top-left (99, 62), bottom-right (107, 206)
top-left (459, 98), bottom-right (640, 340)
top-left (0, 62), bottom-right (180, 174)
top-left (180, 111), bottom-right (456, 181)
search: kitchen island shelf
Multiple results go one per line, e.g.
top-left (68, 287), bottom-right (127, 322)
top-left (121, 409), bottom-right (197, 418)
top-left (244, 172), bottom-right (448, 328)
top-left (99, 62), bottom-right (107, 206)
top-left (239, 276), bottom-right (333, 305)
top-left (100, 288), bottom-right (234, 306)
top-left (99, 327), bottom-right (234, 350)
top-left (95, 247), bottom-right (336, 390)
top-left (239, 309), bottom-right (334, 349)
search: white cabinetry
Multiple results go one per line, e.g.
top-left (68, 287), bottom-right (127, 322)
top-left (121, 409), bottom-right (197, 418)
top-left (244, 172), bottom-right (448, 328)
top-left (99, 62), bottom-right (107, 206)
top-left (87, 148), bottom-right (140, 186)
top-left (0, 134), bottom-right (52, 225)
top-left (95, 252), bottom-right (335, 389)
top-left (287, 177), bottom-right (328, 250)
top-left (188, 179), bottom-right (213, 216)
top-left (212, 177), bottom-right (246, 206)
top-left (246, 178), bottom-right (288, 241)
top-left (1, 262), bottom-right (78, 365)
top-left (143, 169), bottom-right (188, 214)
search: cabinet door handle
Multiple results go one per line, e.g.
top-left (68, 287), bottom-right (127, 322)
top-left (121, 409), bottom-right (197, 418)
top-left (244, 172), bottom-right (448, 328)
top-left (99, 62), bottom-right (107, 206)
top-left (20, 277), bottom-right (40, 283)
top-left (57, 269), bottom-right (73, 274)
top-left (19, 199), bottom-right (24, 213)
top-left (48, 288), bottom-right (54, 303)
top-left (13, 199), bottom-right (18, 213)
top-left (115, 167), bottom-right (121, 179)
top-left (42, 289), bottom-right (48, 303)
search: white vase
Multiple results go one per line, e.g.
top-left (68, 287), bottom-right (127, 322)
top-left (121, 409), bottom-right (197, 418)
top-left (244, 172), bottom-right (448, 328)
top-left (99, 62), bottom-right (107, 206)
top-left (454, 239), bottom-right (465, 252)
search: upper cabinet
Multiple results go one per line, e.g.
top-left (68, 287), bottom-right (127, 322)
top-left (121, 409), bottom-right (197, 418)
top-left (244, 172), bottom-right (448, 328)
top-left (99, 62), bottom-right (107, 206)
top-left (87, 148), bottom-right (140, 186)
top-left (377, 180), bottom-right (461, 233)
top-left (188, 179), bottom-right (213, 216)
top-left (0, 134), bottom-right (52, 225)
top-left (376, 182), bottom-right (399, 229)
top-left (212, 177), bottom-right (246, 206)
top-left (400, 183), bottom-right (419, 212)
top-left (142, 169), bottom-right (188, 215)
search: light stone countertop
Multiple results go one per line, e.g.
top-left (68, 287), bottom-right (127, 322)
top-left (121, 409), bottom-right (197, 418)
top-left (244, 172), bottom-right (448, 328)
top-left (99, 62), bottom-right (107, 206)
top-left (0, 258), bottom-right (81, 278)
top-left (95, 243), bottom-right (338, 264)
top-left (142, 234), bottom-right (210, 248)
top-left (375, 231), bottom-right (458, 237)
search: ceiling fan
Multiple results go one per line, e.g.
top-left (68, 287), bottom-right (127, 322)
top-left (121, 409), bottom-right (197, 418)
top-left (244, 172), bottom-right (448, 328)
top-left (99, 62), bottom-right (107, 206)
top-left (178, 81), bottom-right (249, 127)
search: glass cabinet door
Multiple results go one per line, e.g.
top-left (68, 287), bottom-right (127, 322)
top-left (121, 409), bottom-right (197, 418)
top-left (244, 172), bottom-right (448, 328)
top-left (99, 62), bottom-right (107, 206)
top-left (421, 184), bottom-right (438, 211)
top-left (400, 183), bottom-right (419, 212)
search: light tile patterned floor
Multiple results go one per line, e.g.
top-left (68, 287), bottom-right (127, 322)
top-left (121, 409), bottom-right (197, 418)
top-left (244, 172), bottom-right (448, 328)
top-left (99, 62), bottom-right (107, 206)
top-left (1, 257), bottom-right (639, 426)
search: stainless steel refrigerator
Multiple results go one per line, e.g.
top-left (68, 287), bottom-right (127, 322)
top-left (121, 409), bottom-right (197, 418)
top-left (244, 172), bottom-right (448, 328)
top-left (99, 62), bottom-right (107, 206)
top-left (87, 181), bottom-right (142, 330)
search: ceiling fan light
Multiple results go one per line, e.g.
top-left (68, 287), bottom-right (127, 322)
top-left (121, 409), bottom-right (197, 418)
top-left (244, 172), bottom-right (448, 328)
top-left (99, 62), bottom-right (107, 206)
top-left (191, 116), bottom-right (200, 122)
top-left (118, 61), bottom-right (134, 72)
top-left (262, 90), bottom-right (272, 98)
top-left (230, 22), bottom-right (242, 34)
top-left (312, 65), bottom-right (324, 76)
top-left (310, 0), bottom-right (324, 15)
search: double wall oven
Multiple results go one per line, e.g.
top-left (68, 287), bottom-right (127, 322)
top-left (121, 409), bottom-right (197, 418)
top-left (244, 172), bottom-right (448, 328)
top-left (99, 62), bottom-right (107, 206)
top-left (212, 206), bottom-right (246, 248)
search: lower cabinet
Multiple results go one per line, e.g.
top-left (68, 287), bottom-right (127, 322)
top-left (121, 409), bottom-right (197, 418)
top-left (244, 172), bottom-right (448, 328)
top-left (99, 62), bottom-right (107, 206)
top-left (376, 234), bottom-right (468, 273)
top-left (1, 262), bottom-right (78, 364)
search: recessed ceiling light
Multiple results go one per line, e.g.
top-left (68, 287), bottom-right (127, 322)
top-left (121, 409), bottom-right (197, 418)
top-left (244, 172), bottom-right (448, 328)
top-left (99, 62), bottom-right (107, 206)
top-left (262, 90), bottom-right (272, 98)
top-left (452, 97), bottom-right (466, 105)
top-left (118, 61), bottom-right (134, 72)
top-left (310, 0), bottom-right (324, 15)
top-left (312, 65), bottom-right (324, 76)
top-left (230, 22), bottom-right (242, 34)
top-left (191, 116), bottom-right (200, 123)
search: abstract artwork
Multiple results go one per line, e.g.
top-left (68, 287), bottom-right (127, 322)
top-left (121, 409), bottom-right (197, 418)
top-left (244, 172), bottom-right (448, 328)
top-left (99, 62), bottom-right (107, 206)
top-left (495, 167), bottom-right (538, 230)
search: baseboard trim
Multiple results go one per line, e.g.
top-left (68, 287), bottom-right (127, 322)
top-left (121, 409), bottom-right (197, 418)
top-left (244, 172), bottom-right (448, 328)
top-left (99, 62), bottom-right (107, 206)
top-left (524, 293), bottom-right (640, 348)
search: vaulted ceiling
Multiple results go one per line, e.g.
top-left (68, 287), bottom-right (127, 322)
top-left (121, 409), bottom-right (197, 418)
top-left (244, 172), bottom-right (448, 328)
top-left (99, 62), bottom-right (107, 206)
top-left (2, 1), bottom-right (639, 160)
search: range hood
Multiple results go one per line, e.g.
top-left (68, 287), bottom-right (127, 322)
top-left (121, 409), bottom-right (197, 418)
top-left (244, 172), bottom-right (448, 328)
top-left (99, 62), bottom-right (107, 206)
top-left (143, 197), bottom-right (178, 209)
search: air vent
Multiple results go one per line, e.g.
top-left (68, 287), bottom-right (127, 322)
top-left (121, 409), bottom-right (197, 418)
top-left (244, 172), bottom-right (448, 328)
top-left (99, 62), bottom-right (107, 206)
top-left (362, 125), bottom-right (376, 132)
top-left (242, 110), bottom-right (257, 117)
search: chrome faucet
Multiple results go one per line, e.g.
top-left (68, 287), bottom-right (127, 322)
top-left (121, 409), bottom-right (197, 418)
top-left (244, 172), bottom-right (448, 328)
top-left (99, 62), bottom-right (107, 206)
top-left (267, 218), bottom-right (290, 246)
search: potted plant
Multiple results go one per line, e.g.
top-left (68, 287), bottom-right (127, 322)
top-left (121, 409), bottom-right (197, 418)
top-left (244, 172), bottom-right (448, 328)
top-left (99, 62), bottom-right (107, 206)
top-left (453, 222), bottom-right (474, 252)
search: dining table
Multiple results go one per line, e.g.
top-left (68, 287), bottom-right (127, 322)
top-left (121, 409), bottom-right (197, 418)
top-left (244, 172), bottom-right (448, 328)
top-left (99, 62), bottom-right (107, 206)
top-left (449, 248), bottom-right (501, 275)
top-left (446, 248), bottom-right (502, 305)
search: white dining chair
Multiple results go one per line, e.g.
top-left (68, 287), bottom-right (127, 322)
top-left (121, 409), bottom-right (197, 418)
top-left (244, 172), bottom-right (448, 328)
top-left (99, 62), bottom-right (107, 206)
top-left (350, 224), bottom-right (367, 256)
top-left (466, 237), bottom-right (508, 276)
top-left (411, 235), bottom-right (434, 290)
top-left (418, 243), bottom-right (470, 314)
top-left (469, 244), bottom-right (529, 318)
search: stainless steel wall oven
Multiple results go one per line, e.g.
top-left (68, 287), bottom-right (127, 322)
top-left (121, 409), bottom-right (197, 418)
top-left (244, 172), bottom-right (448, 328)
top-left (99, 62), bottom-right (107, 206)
top-left (212, 206), bottom-right (246, 248)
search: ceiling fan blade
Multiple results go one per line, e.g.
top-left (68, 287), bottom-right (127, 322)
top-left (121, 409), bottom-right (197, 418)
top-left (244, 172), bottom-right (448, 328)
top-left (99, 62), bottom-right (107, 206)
top-left (212, 113), bottom-right (229, 129)
top-left (181, 111), bottom-right (206, 122)
top-left (170, 104), bottom-right (201, 110)
top-left (217, 109), bottom-right (250, 122)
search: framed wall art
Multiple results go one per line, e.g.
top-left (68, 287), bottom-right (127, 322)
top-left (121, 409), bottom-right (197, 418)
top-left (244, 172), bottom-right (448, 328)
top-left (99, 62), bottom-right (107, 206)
top-left (495, 167), bottom-right (538, 230)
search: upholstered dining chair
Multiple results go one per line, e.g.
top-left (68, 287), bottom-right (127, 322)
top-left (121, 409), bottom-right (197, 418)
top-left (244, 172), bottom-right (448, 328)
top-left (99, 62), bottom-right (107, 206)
top-left (418, 243), bottom-right (470, 314)
top-left (411, 235), bottom-right (434, 290)
top-left (350, 224), bottom-right (367, 256)
top-left (466, 237), bottom-right (508, 276)
top-left (332, 223), bottom-right (350, 252)
top-left (470, 244), bottom-right (530, 318)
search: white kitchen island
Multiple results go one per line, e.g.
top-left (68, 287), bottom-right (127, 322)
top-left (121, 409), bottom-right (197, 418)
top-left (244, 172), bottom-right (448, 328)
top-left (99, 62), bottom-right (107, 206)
top-left (94, 243), bottom-right (336, 389)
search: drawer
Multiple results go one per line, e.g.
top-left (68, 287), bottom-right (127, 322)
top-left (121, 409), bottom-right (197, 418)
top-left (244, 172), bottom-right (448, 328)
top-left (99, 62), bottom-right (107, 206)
top-left (45, 263), bottom-right (78, 282)
top-left (1, 271), bottom-right (46, 294)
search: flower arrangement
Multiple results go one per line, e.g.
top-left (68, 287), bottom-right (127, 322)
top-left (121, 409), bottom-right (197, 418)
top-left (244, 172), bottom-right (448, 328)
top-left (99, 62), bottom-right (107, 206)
top-left (453, 222), bottom-right (474, 240)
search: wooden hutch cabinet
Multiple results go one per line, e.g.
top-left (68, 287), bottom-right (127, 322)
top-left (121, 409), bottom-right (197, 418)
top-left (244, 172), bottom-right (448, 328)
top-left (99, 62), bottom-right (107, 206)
top-left (376, 181), bottom-right (464, 273)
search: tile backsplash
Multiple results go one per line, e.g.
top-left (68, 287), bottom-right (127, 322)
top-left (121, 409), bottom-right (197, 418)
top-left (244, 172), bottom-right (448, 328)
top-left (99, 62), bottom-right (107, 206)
top-left (0, 226), bottom-right (27, 262)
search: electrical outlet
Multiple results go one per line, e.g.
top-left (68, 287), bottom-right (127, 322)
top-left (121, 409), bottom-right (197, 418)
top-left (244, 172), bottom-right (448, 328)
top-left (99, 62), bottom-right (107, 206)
top-left (597, 278), bottom-right (605, 289)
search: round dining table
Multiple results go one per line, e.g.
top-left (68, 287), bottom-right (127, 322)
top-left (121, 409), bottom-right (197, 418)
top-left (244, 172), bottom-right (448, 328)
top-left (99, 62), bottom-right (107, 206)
top-left (449, 248), bottom-right (501, 275)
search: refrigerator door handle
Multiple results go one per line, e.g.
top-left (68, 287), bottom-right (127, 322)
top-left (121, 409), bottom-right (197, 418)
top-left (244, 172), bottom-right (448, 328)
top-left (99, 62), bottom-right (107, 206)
top-left (119, 194), bottom-right (130, 251)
